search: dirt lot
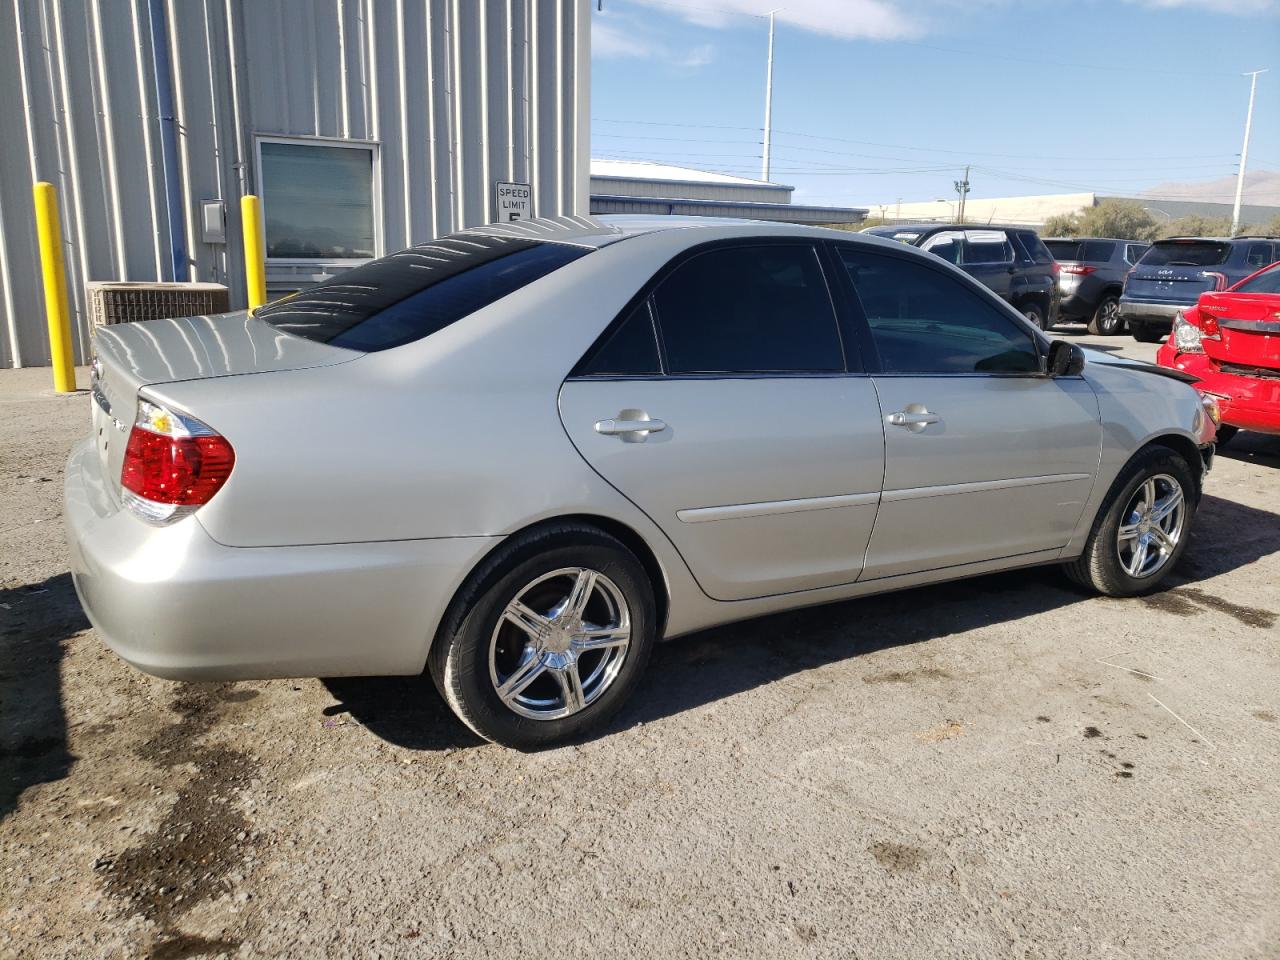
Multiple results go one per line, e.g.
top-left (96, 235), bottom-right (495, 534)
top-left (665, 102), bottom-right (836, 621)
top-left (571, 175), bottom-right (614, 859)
top-left (2, 332), bottom-right (1278, 960)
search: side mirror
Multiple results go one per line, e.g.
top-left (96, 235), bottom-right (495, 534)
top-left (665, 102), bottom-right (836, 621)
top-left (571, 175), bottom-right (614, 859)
top-left (1047, 340), bottom-right (1086, 378)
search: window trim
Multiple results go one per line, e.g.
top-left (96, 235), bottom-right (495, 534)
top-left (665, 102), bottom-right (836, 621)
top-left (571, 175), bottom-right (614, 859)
top-left (254, 134), bottom-right (382, 265)
top-left (827, 239), bottom-right (1052, 379)
top-left (568, 237), bottom-right (860, 381)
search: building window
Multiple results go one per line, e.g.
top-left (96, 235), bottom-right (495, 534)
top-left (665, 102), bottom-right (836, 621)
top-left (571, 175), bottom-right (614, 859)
top-left (257, 138), bottom-right (377, 261)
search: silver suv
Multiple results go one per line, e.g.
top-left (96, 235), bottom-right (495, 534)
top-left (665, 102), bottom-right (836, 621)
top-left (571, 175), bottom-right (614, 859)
top-left (1045, 238), bottom-right (1149, 335)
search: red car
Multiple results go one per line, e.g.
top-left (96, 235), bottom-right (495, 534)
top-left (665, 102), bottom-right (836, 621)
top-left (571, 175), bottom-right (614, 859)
top-left (1157, 260), bottom-right (1280, 444)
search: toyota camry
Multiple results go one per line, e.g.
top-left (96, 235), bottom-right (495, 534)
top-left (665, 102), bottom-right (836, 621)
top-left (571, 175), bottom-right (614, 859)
top-left (66, 216), bottom-right (1218, 748)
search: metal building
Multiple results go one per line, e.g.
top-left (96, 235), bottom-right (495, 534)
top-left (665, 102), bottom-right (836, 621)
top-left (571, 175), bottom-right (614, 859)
top-left (590, 160), bottom-right (865, 225)
top-left (0, 0), bottom-right (590, 368)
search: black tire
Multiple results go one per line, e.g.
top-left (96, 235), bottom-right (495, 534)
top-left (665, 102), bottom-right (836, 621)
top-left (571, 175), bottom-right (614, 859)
top-left (429, 523), bottom-right (657, 748)
top-left (1130, 322), bottom-right (1164, 344)
top-left (1087, 295), bottom-right (1123, 336)
top-left (1020, 302), bottom-right (1048, 331)
top-left (1063, 446), bottom-right (1197, 597)
top-left (1214, 425), bottom-right (1239, 446)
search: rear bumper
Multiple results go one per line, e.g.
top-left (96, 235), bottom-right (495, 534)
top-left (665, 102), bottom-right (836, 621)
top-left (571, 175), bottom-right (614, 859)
top-left (1118, 300), bottom-right (1183, 329)
top-left (64, 441), bottom-right (500, 681)
top-left (1155, 348), bottom-right (1280, 435)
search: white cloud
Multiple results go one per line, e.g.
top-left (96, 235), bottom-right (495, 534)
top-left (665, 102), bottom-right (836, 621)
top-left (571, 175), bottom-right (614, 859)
top-left (593, 13), bottom-right (718, 68)
top-left (1124, 0), bottom-right (1278, 12)
top-left (630, 0), bottom-right (927, 40)
top-left (594, 18), bottom-right (656, 58)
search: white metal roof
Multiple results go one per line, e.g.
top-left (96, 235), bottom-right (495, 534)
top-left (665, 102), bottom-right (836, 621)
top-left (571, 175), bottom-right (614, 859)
top-left (590, 159), bottom-right (789, 190)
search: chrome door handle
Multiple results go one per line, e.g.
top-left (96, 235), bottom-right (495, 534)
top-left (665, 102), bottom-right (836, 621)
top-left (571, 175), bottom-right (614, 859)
top-left (887, 407), bottom-right (941, 433)
top-left (595, 415), bottom-right (667, 443)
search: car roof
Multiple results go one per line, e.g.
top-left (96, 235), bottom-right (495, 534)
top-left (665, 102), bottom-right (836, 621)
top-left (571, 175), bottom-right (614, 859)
top-left (465, 214), bottom-right (885, 250)
top-left (1044, 236), bottom-right (1138, 243)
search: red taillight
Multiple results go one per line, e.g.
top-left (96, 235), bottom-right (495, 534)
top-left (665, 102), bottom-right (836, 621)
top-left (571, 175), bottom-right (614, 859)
top-left (1051, 261), bottom-right (1061, 276)
top-left (122, 428), bottom-right (235, 505)
top-left (120, 399), bottom-right (234, 522)
top-left (1060, 264), bottom-right (1096, 276)
top-left (1197, 311), bottom-right (1220, 338)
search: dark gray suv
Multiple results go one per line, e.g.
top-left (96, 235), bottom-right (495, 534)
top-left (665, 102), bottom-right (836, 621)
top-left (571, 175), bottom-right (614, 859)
top-left (862, 224), bottom-right (1059, 329)
top-left (1120, 236), bottom-right (1280, 343)
top-left (1045, 237), bottom-right (1149, 335)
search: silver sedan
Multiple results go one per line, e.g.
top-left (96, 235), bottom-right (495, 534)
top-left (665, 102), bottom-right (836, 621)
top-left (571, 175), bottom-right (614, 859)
top-left (66, 216), bottom-right (1218, 747)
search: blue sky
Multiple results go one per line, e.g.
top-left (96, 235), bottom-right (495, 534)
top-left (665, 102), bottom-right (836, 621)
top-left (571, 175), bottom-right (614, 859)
top-left (590, 0), bottom-right (1280, 210)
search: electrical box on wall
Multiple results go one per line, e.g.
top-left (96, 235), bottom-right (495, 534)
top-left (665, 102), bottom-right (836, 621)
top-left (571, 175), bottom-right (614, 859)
top-left (200, 199), bottom-right (226, 244)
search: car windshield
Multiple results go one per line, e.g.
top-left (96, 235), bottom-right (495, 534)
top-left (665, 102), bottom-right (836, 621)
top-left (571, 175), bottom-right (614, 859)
top-left (254, 234), bottom-right (588, 351)
top-left (1235, 263), bottom-right (1280, 294)
top-left (1139, 241), bottom-right (1231, 268)
top-left (1045, 240), bottom-right (1081, 261)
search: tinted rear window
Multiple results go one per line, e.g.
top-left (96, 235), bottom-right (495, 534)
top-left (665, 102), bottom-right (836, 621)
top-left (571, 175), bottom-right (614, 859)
top-left (1139, 241), bottom-right (1230, 268)
top-left (255, 234), bottom-right (588, 351)
top-left (1236, 263), bottom-right (1280, 294)
top-left (1045, 240), bottom-right (1081, 261)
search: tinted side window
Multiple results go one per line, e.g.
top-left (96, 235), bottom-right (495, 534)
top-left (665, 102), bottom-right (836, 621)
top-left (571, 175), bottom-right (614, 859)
top-left (1013, 231), bottom-right (1055, 264)
top-left (921, 231), bottom-right (963, 264)
top-left (837, 248), bottom-right (1040, 375)
top-left (653, 245), bottom-right (844, 374)
top-left (963, 230), bottom-right (1014, 264)
top-left (1125, 244), bottom-right (1148, 265)
top-left (1246, 243), bottom-right (1276, 269)
top-left (577, 301), bottom-right (661, 376)
top-left (1080, 240), bottom-right (1116, 262)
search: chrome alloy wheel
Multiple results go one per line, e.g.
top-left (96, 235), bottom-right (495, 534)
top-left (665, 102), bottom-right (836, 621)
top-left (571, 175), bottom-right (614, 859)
top-left (489, 567), bottom-right (631, 721)
top-left (1116, 474), bottom-right (1186, 579)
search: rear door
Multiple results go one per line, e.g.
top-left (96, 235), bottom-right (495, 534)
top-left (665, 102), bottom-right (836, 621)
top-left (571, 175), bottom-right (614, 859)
top-left (960, 230), bottom-right (1016, 301)
top-left (831, 244), bottom-right (1101, 580)
top-left (559, 241), bottom-right (886, 601)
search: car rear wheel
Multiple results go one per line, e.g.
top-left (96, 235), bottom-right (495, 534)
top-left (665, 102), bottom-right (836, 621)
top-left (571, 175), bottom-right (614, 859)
top-left (1020, 303), bottom-right (1048, 331)
top-left (1087, 295), bottom-right (1123, 336)
top-left (1130, 321), bottom-right (1164, 343)
top-left (1063, 446), bottom-right (1196, 597)
top-left (430, 524), bottom-right (656, 748)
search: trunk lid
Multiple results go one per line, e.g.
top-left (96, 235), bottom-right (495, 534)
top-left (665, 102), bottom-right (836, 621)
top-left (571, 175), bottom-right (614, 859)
top-left (90, 311), bottom-right (358, 500)
top-left (1198, 291), bottom-right (1280, 371)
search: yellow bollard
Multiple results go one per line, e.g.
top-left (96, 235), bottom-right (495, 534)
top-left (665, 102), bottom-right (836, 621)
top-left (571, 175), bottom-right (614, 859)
top-left (241, 194), bottom-right (267, 311)
top-left (32, 182), bottom-right (77, 392)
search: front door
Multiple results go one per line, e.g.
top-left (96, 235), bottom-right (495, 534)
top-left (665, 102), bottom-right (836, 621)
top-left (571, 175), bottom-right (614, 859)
top-left (832, 244), bottom-right (1102, 580)
top-left (559, 242), bottom-right (886, 602)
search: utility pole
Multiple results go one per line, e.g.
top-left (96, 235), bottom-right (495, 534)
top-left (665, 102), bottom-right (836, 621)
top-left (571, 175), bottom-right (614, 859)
top-left (1231, 69), bottom-right (1267, 236)
top-left (762, 10), bottom-right (779, 182)
top-left (954, 165), bottom-right (970, 224)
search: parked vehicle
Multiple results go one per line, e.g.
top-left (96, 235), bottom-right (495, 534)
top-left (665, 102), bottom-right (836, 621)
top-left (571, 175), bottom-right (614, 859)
top-left (862, 223), bottom-right (1059, 330)
top-left (1044, 237), bottom-right (1148, 335)
top-left (1120, 236), bottom-right (1279, 343)
top-left (67, 217), bottom-right (1216, 748)
top-left (1156, 259), bottom-right (1280, 444)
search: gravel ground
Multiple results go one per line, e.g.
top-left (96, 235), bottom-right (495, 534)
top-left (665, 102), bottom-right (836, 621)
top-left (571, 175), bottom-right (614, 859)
top-left (2, 332), bottom-right (1278, 960)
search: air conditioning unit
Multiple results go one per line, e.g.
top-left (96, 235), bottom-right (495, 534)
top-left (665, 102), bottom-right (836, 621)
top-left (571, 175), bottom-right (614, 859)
top-left (85, 281), bottom-right (230, 327)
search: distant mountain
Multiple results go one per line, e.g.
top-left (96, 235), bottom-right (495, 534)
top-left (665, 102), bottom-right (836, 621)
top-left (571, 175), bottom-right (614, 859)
top-left (1142, 169), bottom-right (1280, 207)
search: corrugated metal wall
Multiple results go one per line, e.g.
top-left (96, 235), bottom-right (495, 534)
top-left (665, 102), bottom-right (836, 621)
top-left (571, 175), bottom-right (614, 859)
top-left (0, 0), bottom-right (590, 368)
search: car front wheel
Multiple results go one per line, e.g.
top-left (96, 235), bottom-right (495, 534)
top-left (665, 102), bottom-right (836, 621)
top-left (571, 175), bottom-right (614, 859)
top-left (430, 524), bottom-right (657, 748)
top-left (1064, 446), bottom-right (1196, 597)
